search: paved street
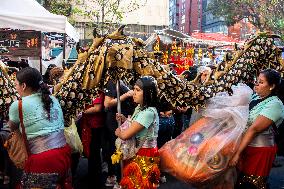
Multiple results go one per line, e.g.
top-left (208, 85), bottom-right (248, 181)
top-left (0, 156), bottom-right (283, 188)
top-left (73, 158), bottom-right (193, 189)
top-left (74, 156), bottom-right (284, 189)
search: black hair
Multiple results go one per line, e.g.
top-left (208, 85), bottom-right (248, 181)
top-left (135, 76), bottom-right (158, 109)
top-left (16, 67), bottom-right (53, 119)
top-left (18, 59), bottom-right (29, 70)
top-left (187, 66), bottom-right (198, 81)
top-left (260, 69), bottom-right (284, 101)
top-left (43, 64), bottom-right (56, 84)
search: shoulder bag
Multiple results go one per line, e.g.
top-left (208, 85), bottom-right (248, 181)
top-left (4, 100), bottom-right (29, 169)
top-left (116, 107), bottom-right (157, 160)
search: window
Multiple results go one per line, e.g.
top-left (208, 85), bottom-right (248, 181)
top-left (181, 3), bottom-right (186, 14)
top-left (207, 13), bottom-right (213, 23)
top-left (181, 15), bottom-right (185, 24)
top-left (180, 26), bottom-right (185, 32)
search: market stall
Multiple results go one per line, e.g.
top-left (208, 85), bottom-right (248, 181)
top-left (0, 0), bottom-right (79, 42)
top-left (145, 29), bottom-right (195, 74)
top-left (146, 29), bottom-right (244, 74)
top-left (0, 0), bottom-right (79, 73)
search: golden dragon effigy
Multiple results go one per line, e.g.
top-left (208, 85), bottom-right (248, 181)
top-left (1, 27), bottom-right (283, 123)
top-left (0, 61), bottom-right (19, 119)
top-left (53, 27), bottom-right (284, 124)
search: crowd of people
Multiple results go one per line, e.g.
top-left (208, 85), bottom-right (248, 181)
top-left (0, 60), bottom-right (284, 189)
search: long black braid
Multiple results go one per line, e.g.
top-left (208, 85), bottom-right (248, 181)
top-left (16, 67), bottom-right (53, 120)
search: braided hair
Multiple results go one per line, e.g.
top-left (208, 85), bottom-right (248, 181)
top-left (16, 67), bottom-right (53, 119)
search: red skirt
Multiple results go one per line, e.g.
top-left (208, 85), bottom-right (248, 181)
top-left (123, 147), bottom-right (159, 167)
top-left (136, 147), bottom-right (159, 157)
top-left (238, 145), bottom-right (277, 177)
top-left (24, 144), bottom-right (71, 176)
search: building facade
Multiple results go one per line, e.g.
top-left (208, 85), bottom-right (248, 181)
top-left (201, 0), bottom-right (256, 40)
top-left (169, 0), bottom-right (255, 40)
top-left (228, 19), bottom-right (256, 41)
top-left (201, 0), bottom-right (228, 34)
top-left (169, 0), bottom-right (202, 35)
top-left (74, 22), bottom-right (165, 42)
top-left (187, 0), bottom-right (202, 34)
top-left (169, 0), bottom-right (179, 30)
top-left (73, 0), bottom-right (168, 41)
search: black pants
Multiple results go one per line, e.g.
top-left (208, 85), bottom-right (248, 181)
top-left (235, 182), bottom-right (270, 189)
top-left (235, 173), bottom-right (270, 189)
top-left (103, 126), bottom-right (121, 179)
top-left (172, 112), bottom-right (184, 139)
top-left (157, 116), bottom-right (175, 148)
top-left (276, 121), bottom-right (284, 156)
top-left (88, 127), bottom-right (104, 188)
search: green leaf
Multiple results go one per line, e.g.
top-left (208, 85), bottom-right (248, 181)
top-left (208, 0), bottom-right (284, 35)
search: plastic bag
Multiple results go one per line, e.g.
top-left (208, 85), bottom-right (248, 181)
top-left (159, 84), bottom-right (252, 184)
top-left (64, 118), bottom-right (83, 154)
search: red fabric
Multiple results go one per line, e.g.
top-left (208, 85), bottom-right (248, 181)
top-left (170, 56), bottom-right (185, 75)
top-left (81, 118), bottom-right (91, 158)
top-left (136, 147), bottom-right (159, 157)
top-left (123, 148), bottom-right (159, 167)
top-left (238, 145), bottom-right (277, 177)
top-left (191, 32), bottom-right (240, 43)
top-left (81, 92), bottom-right (105, 158)
top-left (24, 145), bottom-right (71, 176)
top-left (85, 92), bottom-right (105, 129)
top-left (22, 145), bottom-right (72, 189)
top-left (120, 147), bottom-right (160, 186)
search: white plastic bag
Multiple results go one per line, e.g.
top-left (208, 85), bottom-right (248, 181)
top-left (64, 118), bottom-right (83, 154)
top-left (159, 84), bottom-right (253, 184)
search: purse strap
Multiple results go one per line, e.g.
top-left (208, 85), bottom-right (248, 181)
top-left (18, 100), bottom-right (31, 156)
top-left (134, 107), bottom-right (157, 153)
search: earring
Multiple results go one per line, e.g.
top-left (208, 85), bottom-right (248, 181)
top-left (269, 88), bottom-right (273, 91)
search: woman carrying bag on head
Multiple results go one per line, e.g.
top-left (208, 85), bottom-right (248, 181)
top-left (8, 67), bottom-right (72, 189)
top-left (115, 76), bottom-right (160, 189)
